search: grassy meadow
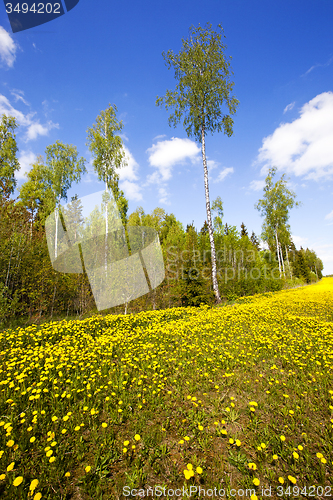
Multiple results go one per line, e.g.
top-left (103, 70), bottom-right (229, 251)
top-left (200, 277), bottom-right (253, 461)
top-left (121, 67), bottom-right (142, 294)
top-left (0, 278), bottom-right (333, 499)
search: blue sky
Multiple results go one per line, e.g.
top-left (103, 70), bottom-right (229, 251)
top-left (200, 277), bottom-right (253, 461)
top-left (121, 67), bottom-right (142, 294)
top-left (1, 0), bottom-right (333, 274)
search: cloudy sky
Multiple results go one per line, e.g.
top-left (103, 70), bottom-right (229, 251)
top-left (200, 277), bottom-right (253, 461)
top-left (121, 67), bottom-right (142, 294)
top-left (1, 0), bottom-right (333, 274)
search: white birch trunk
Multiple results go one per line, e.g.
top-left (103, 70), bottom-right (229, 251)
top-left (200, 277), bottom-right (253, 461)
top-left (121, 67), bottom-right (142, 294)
top-left (280, 243), bottom-right (285, 277)
top-left (201, 124), bottom-right (221, 303)
top-left (275, 227), bottom-right (281, 278)
top-left (285, 245), bottom-right (292, 279)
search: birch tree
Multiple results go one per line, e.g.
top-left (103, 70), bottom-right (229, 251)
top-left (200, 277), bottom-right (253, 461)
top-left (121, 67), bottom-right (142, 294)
top-left (156, 23), bottom-right (239, 303)
top-left (255, 167), bottom-right (301, 278)
top-left (0, 114), bottom-right (20, 199)
top-left (86, 104), bottom-right (128, 273)
top-left (44, 141), bottom-right (86, 259)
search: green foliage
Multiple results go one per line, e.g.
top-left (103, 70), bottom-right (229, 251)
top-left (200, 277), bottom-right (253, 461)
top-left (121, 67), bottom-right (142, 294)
top-left (255, 166), bottom-right (300, 251)
top-left (156, 23), bottom-right (239, 142)
top-left (0, 114), bottom-right (20, 197)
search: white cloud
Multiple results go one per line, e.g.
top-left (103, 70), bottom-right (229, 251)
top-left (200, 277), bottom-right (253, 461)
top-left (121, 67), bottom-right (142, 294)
top-left (117, 146), bottom-right (139, 182)
top-left (214, 167), bottom-right (234, 183)
top-left (0, 93), bottom-right (59, 141)
top-left (0, 26), bottom-right (18, 68)
top-left (291, 235), bottom-right (308, 248)
top-left (120, 180), bottom-right (142, 201)
top-left (249, 179), bottom-right (266, 191)
top-left (115, 146), bottom-right (142, 201)
top-left (146, 137), bottom-right (200, 183)
top-left (17, 151), bottom-right (37, 180)
top-left (283, 102), bottom-right (295, 114)
top-left (207, 159), bottom-right (218, 171)
top-left (302, 55), bottom-right (333, 77)
top-left (255, 92), bottom-right (333, 181)
top-left (26, 120), bottom-right (59, 140)
top-left (10, 89), bottom-right (29, 106)
top-left (324, 209), bottom-right (333, 221)
top-left (158, 187), bottom-right (171, 205)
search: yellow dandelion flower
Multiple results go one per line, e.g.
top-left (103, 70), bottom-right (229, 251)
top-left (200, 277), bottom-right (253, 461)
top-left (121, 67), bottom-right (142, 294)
top-left (6, 440), bottom-right (14, 447)
top-left (30, 437), bottom-right (36, 443)
top-left (65, 472), bottom-right (70, 477)
top-left (134, 434), bottom-right (141, 441)
top-left (102, 423), bottom-right (108, 428)
top-left (279, 477), bottom-right (284, 484)
top-left (196, 467), bottom-right (203, 474)
top-left (0, 474), bottom-right (5, 480)
top-left (49, 457), bottom-right (56, 463)
top-left (30, 479), bottom-right (39, 491)
top-left (280, 435), bottom-right (286, 441)
top-left (85, 466), bottom-right (91, 473)
top-left (187, 463), bottom-right (193, 470)
top-left (7, 462), bottom-right (15, 471)
top-left (13, 476), bottom-right (23, 486)
top-left (288, 475), bottom-right (296, 484)
top-left (34, 493), bottom-right (42, 500)
top-left (253, 478), bottom-right (260, 486)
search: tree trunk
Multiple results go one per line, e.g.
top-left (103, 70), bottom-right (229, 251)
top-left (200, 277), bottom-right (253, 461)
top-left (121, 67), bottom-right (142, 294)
top-left (280, 243), bottom-right (285, 277)
top-left (105, 180), bottom-right (108, 275)
top-left (5, 244), bottom-right (14, 288)
top-left (275, 228), bottom-right (281, 278)
top-left (285, 245), bottom-right (292, 279)
top-left (201, 125), bottom-right (221, 304)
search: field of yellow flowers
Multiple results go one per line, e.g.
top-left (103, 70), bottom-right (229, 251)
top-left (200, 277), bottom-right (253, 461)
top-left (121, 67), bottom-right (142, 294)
top-left (0, 278), bottom-right (333, 499)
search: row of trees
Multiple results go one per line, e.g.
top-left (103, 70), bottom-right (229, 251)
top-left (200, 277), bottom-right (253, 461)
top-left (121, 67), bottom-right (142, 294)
top-left (0, 22), bottom-right (324, 327)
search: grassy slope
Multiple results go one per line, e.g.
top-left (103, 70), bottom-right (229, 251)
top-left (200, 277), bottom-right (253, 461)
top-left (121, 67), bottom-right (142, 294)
top-left (0, 278), bottom-right (332, 499)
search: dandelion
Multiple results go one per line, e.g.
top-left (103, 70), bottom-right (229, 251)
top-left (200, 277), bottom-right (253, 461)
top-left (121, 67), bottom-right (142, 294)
top-left (30, 437), bottom-right (36, 443)
top-left (30, 479), bottom-right (39, 491)
top-left (102, 423), bottom-right (108, 428)
top-left (85, 466), bottom-right (91, 473)
top-left (297, 445), bottom-right (303, 451)
top-left (184, 436), bottom-right (190, 441)
top-left (278, 477), bottom-right (284, 484)
top-left (49, 457), bottom-right (56, 463)
top-left (6, 440), bottom-right (14, 447)
top-left (7, 462), bottom-right (15, 471)
top-left (248, 463), bottom-right (257, 470)
top-left (293, 452), bottom-right (299, 459)
top-left (0, 474), bottom-right (5, 480)
top-left (280, 435), bottom-right (286, 441)
top-left (198, 425), bottom-right (203, 431)
top-left (134, 434), bottom-right (141, 441)
top-left (34, 493), bottom-right (42, 500)
top-left (65, 472), bottom-right (71, 477)
top-left (236, 440), bottom-right (241, 446)
top-left (13, 476), bottom-right (23, 486)
top-left (196, 467), bottom-right (203, 474)
top-left (187, 463), bottom-right (193, 470)
top-left (253, 478), bottom-right (260, 486)
top-left (273, 454), bottom-right (278, 460)
top-left (124, 440), bottom-right (129, 446)
top-left (74, 426), bottom-right (80, 431)
top-left (288, 476), bottom-right (297, 484)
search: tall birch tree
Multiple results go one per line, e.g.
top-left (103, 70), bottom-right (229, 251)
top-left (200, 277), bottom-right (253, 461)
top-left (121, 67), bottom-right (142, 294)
top-left (156, 23), bottom-right (239, 303)
top-left (255, 167), bottom-right (301, 278)
top-left (86, 104), bottom-right (128, 273)
top-left (44, 141), bottom-right (86, 259)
